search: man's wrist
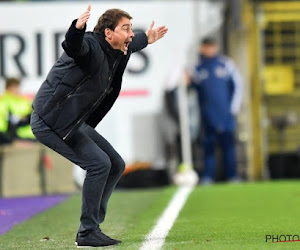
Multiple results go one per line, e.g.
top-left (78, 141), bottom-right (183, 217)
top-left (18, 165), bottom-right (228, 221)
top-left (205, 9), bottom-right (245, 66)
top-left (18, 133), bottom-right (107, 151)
top-left (73, 19), bottom-right (86, 31)
top-left (145, 32), bottom-right (149, 44)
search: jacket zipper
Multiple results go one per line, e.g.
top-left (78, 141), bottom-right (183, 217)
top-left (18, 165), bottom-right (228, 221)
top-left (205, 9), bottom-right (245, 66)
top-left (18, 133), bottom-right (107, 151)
top-left (62, 57), bottom-right (121, 140)
top-left (62, 86), bottom-right (112, 140)
top-left (57, 75), bottom-right (91, 107)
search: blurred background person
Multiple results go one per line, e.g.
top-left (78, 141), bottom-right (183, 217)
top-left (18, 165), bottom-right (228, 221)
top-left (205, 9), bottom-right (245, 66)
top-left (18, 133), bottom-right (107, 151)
top-left (0, 77), bottom-right (35, 144)
top-left (187, 37), bottom-right (243, 185)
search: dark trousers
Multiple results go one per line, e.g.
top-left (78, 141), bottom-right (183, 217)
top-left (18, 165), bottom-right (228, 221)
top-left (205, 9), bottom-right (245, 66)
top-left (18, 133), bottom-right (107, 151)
top-left (203, 126), bottom-right (237, 180)
top-left (31, 117), bottom-right (125, 235)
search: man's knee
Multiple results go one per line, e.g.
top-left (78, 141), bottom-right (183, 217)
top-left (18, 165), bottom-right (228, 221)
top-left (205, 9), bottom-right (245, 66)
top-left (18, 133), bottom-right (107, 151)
top-left (88, 154), bottom-right (112, 174)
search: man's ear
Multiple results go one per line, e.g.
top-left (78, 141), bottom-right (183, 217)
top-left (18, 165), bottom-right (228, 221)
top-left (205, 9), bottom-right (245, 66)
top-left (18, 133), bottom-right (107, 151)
top-left (105, 28), bottom-right (112, 40)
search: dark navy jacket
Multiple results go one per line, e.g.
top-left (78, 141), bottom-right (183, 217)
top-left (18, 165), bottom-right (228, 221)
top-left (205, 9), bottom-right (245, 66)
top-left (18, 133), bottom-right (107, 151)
top-left (191, 54), bottom-right (243, 132)
top-left (33, 19), bottom-right (148, 141)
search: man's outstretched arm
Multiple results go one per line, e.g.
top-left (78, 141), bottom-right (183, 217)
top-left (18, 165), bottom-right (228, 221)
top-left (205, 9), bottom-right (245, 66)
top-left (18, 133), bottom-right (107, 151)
top-left (62, 5), bottom-right (92, 58)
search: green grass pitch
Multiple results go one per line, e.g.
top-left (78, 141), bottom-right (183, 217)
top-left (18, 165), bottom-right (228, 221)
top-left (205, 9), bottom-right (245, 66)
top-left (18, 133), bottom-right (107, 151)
top-left (1, 181), bottom-right (300, 249)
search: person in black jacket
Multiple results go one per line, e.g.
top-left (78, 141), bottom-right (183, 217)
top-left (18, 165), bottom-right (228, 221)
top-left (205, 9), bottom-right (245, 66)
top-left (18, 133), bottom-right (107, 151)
top-left (31, 5), bottom-right (167, 248)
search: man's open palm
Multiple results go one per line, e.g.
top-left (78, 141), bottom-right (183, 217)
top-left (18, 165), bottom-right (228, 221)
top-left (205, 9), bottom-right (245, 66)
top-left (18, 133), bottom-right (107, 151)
top-left (76, 4), bottom-right (91, 30)
top-left (146, 21), bottom-right (168, 44)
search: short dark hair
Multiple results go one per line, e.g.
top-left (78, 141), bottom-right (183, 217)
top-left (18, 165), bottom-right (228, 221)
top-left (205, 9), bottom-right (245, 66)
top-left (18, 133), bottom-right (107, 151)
top-left (201, 37), bottom-right (217, 46)
top-left (5, 77), bottom-right (20, 89)
top-left (94, 9), bottom-right (132, 34)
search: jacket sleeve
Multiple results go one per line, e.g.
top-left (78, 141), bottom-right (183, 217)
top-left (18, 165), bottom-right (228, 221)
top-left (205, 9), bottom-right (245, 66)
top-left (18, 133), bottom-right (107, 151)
top-left (128, 33), bottom-right (148, 53)
top-left (62, 19), bottom-right (90, 58)
top-left (224, 58), bottom-right (244, 115)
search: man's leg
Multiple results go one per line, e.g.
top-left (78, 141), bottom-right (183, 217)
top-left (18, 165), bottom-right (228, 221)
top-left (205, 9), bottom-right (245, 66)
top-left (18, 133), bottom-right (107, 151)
top-left (33, 125), bottom-right (111, 235)
top-left (219, 130), bottom-right (237, 179)
top-left (82, 124), bottom-right (125, 224)
top-left (202, 126), bottom-right (217, 182)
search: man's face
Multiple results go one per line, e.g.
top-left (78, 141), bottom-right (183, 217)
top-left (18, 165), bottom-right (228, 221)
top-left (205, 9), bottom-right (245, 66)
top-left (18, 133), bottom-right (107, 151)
top-left (106, 17), bottom-right (135, 54)
top-left (200, 44), bottom-right (218, 58)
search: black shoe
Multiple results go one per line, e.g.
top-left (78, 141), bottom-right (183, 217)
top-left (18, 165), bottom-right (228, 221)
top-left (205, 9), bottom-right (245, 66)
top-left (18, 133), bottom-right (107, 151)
top-left (76, 230), bottom-right (118, 248)
top-left (75, 230), bottom-right (121, 248)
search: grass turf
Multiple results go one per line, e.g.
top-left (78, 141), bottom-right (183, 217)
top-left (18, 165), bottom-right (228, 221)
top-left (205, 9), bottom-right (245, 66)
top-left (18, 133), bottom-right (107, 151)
top-left (165, 180), bottom-right (300, 250)
top-left (0, 187), bottom-right (176, 249)
top-left (1, 181), bottom-right (300, 249)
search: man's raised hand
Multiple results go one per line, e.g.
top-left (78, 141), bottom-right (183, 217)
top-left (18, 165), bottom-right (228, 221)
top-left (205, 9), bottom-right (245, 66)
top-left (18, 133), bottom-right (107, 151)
top-left (146, 21), bottom-right (168, 44)
top-left (76, 4), bottom-right (91, 30)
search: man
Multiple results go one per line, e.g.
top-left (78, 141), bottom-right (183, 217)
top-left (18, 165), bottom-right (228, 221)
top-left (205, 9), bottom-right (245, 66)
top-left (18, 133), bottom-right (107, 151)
top-left (189, 37), bottom-right (243, 185)
top-left (0, 78), bottom-right (35, 143)
top-left (31, 5), bottom-right (167, 248)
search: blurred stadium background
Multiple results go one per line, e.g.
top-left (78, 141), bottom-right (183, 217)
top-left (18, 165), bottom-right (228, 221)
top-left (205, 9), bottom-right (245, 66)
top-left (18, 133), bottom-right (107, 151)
top-left (1, 0), bottom-right (300, 249)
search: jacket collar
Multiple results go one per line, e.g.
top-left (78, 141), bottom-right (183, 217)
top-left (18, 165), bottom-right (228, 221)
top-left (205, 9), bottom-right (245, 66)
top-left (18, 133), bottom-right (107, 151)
top-left (93, 32), bottom-right (124, 59)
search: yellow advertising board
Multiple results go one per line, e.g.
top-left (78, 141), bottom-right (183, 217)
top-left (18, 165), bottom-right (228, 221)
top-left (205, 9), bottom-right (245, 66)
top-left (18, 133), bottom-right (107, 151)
top-left (263, 66), bottom-right (294, 95)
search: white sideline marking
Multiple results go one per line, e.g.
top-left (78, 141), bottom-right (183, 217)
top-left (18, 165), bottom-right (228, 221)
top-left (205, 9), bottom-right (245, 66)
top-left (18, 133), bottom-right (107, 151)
top-left (139, 186), bottom-right (194, 250)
